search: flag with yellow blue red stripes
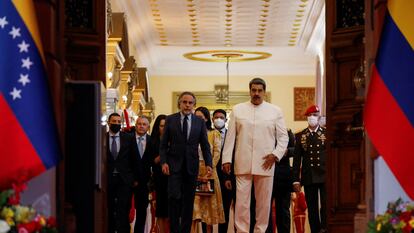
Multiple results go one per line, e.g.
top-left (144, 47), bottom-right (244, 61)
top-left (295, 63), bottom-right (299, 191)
top-left (0, 0), bottom-right (60, 188)
top-left (364, 0), bottom-right (414, 199)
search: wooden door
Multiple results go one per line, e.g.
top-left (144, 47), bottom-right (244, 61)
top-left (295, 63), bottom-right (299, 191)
top-left (325, 1), bottom-right (369, 232)
top-left (63, 0), bottom-right (107, 232)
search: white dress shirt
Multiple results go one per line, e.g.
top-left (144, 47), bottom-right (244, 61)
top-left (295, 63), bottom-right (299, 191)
top-left (136, 134), bottom-right (147, 157)
top-left (180, 112), bottom-right (192, 140)
top-left (222, 101), bottom-right (289, 176)
top-left (109, 131), bottom-right (120, 154)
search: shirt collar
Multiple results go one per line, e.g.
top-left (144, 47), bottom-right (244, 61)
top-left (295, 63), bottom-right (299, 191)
top-left (109, 131), bottom-right (120, 137)
top-left (136, 133), bottom-right (146, 140)
top-left (308, 125), bottom-right (320, 133)
top-left (180, 112), bottom-right (191, 120)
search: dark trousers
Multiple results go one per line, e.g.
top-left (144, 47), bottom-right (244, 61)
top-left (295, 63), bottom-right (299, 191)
top-left (108, 174), bottom-right (133, 233)
top-left (304, 183), bottom-right (327, 233)
top-left (266, 185), bottom-right (291, 233)
top-left (168, 170), bottom-right (197, 233)
top-left (134, 187), bottom-right (149, 233)
top-left (250, 185), bottom-right (255, 233)
top-left (218, 182), bottom-right (235, 233)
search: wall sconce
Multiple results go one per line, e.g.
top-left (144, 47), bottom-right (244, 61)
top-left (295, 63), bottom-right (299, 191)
top-left (214, 85), bottom-right (229, 104)
top-left (353, 65), bottom-right (365, 89)
top-left (353, 64), bottom-right (365, 100)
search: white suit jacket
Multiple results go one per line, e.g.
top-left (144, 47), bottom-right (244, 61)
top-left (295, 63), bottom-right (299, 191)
top-left (222, 101), bottom-right (289, 176)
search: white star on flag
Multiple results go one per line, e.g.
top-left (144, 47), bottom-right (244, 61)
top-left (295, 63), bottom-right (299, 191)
top-left (18, 40), bottom-right (30, 53)
top-left (0, 16), bottom-right (8, 29)
top-left (21, 57), bottom-right (33, 70)
top-left (9, 26), bottom-right (21, 39)
top-left (10, 87), bottom-right (22, 100)
top-left (18, 74), bottom-right (31, 86)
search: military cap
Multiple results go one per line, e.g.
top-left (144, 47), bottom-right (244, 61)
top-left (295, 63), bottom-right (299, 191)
top-left (304, 105), bottom-right (320, 116)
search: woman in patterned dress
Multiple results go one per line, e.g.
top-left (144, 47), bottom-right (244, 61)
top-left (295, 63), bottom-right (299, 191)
top-left (192, 107), bottom-right (225, 233)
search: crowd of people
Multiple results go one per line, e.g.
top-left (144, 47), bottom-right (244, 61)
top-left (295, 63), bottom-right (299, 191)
top-left (106, 77), bottom-right (327, 233)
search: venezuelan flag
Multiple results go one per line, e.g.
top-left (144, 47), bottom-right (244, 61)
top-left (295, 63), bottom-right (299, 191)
top-left (0, 1), bottom-right (60, 188)
top-left (364, 0), bottom-right (414, 199)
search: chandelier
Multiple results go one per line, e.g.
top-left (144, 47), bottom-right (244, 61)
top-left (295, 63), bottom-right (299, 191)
top-left (183, 50), bottom-right (271, 105)
top-left (212, 53), bottom-right (242, 104)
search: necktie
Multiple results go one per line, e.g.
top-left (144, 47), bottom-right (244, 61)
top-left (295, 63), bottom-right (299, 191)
top-left (138, 136), bottom-right (144, 158)
top-left (111, 136), bottom-right (117, 160)
top-left (183, 115), bottom-right (188, 140)
top-left (219, 130), bottom-right (225, 147)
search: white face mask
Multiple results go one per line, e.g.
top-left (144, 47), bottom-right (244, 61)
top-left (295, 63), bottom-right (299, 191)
top-left (307, 115), bottom-right (319, 127)
top-left (319, 116), bottom-right (326, 126)
top-left (213, 118), bottom-right (225, 129)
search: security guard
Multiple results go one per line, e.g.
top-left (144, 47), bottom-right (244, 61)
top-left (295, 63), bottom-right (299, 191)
top-left (292, 105), bottom-right (327, 233)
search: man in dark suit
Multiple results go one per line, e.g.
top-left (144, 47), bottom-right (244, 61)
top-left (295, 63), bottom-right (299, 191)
top-left (213, 109), bottom-right (236, 233)
top-left (132, 116), bottom-right (152, 233)
top-left (293, 105), bottom-right (327, 233)
top-left (266, 129), bottom-right (295, 233)
top-left (250, 129), bottom-right (295, 233)
top-left (160, 91), bottom-right (213, 233)
top-left (107, 113), bottom-right (137, 233)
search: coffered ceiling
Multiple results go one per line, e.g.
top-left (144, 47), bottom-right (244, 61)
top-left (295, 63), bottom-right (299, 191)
top-left (110, 0), bottom-right (325, 76)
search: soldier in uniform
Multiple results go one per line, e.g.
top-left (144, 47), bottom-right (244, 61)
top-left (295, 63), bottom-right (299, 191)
top-left (292, 105), bottom-right (327, 233)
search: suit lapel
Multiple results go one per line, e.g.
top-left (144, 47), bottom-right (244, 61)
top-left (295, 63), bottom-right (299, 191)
top-left (141, 134), bottom-right (150, 159)
top-left (133, 132), bottom-right (141, 160)
top-left (140, 134), bottom-right (149, 159)
top-left (175, 113), bottom-right (181, 134)
top-left (118, 132), bottom-right (129, 160)
top-left (117, 133), bottom-right (123, 160)
top-left (188, 114), bottom-right (196, 140)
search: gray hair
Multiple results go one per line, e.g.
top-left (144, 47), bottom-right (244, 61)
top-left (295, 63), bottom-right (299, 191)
top-left (177, 91), bottom-right (197, 107)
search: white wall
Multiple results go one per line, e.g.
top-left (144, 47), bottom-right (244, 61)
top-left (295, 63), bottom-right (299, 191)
top-left (374, 157), bottom-right (412, 214)
top-left (21, 168), bottom-right (56, 216)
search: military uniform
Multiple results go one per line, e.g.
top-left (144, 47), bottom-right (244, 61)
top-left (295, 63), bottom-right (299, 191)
top-left (292, 126), bottom-right (327, 233)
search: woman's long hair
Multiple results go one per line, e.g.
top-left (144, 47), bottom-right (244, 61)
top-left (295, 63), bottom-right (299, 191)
top-left (151, 114), bottom-right (167, 141)
top-left (195, 106), bottom-right (213, 131)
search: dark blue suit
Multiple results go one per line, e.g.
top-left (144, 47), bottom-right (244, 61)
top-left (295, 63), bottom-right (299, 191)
top-left (160, 112), bottom-right (212, 233)
top-left (132, 133), bottom-right (152, 233)
top-left (107, 132), bottom-right (136, 233)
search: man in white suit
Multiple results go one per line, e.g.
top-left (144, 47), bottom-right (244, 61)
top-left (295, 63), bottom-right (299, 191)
top-left (222, 77), bottom-right (289, 233)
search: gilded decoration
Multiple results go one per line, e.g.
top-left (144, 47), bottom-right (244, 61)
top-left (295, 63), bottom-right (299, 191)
top-left (183, 50), bottom-right (271, 62)
top-left (294, 87), bottom-right (315, 121)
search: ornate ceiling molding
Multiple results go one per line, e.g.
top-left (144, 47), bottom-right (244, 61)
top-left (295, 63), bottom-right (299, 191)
top-left (183, 50), bottom-right (271, 62)
top-left (110, 0), bottom-right (324, 76)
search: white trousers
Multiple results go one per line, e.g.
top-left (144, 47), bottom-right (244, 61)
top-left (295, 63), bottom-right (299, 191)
top-left (234, 174), bottom-right (274, 233)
